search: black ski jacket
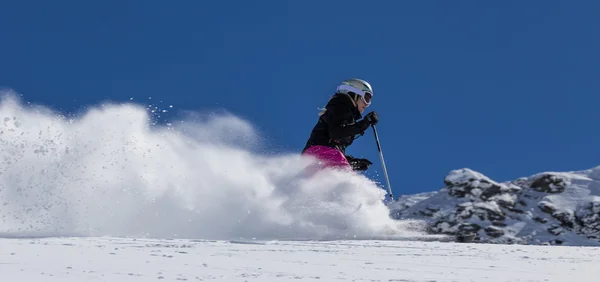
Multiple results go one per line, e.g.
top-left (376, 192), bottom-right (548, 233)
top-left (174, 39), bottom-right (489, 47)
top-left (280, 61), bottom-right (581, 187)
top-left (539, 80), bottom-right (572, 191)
top-left (302, 93), bottom-right (371, 155)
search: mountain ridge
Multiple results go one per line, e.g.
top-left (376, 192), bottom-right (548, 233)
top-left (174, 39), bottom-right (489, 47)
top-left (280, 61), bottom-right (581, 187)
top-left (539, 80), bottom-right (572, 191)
top-left (387, 165), bottom-right (600, 246)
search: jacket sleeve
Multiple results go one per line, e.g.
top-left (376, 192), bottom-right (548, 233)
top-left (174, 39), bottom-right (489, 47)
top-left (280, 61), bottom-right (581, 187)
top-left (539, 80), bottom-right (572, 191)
top-left (321, 102), bottom-right (370, 142)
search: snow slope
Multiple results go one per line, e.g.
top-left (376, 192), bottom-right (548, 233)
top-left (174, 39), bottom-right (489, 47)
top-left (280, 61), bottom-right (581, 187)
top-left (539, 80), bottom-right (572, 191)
top-left (2, 91), bottom-right (600, 281)
top-left (389, 167), bottom-right (600, 246)
top-left (1, 236), bottom-right (599, 282)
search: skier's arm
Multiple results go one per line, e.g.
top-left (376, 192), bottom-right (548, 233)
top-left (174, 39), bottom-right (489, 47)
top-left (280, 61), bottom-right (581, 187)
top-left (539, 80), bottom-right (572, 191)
top-left (323, 104), bottom-right (370, 141)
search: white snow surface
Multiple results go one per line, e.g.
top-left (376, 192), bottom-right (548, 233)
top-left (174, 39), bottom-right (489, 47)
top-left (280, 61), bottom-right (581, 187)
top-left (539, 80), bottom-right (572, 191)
top-left (2, 236), bottom-right (599, 282)
top-left (3, 91), bottom-right (600, 281)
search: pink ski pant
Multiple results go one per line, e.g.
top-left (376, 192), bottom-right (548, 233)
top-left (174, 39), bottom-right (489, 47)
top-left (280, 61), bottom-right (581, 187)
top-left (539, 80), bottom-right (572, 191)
top-left (302, 145), bottom-right (352, 171)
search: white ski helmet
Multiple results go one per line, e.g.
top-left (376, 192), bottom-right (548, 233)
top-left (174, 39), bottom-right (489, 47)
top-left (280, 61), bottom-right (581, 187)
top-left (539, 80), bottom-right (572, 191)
top-left (336, 78), bottom-right (373, 106)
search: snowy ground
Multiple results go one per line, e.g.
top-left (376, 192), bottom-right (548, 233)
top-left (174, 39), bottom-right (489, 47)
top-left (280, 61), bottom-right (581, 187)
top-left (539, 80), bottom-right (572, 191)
top-left (1, 237), bottom-right (599, 282)
top-left (2, 93), bottom-right (600, 281)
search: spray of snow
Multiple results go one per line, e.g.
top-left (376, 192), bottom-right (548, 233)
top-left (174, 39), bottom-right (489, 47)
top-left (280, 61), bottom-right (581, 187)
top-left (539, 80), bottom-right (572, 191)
top-left (0, 91), bottom-right (430, 241)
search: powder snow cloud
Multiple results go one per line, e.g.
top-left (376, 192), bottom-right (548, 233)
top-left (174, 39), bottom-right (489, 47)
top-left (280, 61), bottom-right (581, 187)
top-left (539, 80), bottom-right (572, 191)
top-left (0, 91), bottom-right (429, 241)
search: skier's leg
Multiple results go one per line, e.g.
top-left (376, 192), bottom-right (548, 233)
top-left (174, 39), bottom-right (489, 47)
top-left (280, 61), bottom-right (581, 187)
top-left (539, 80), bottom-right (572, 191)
top-left (302, 145), bottom-right (352, 172)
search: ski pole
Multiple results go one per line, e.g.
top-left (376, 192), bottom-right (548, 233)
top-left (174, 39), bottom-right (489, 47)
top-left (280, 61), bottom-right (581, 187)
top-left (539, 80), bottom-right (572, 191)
top-left (372, 125), bottom-right (393, 200)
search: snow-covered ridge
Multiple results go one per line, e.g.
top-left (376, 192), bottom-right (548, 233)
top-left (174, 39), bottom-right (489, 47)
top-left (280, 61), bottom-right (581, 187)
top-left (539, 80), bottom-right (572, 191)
top-left (388, 166), bottom-right (600, 246)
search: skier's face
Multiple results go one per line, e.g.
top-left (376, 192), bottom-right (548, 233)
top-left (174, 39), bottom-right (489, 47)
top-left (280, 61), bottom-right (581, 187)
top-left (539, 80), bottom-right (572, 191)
top-left (357, 97), bottom-right (368, 113)
top-left (357, 92), bottom-right (371, 114)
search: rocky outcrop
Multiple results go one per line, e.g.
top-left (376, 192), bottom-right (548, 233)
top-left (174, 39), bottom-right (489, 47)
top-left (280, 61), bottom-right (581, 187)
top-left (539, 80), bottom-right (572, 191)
top-left (575, 201), bottom-right (600, 239)
top-left (530, 174), bottom-right (567, 194)
top-left (390, 167), bottom-right (600, 246)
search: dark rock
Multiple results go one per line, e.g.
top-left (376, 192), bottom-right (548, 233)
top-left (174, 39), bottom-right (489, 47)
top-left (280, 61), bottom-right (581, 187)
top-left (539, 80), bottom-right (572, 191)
top-left (456, 202), bottom-right (506, 222)
top-left (507, 207), bottom-right (525, 214)
top-left (477, 204), bottom-right (505, 221)
top-left (446, 184), bottom-right (471, 198)
top-left (492, 221), bottom-right (507, 227)
top-left (538, 201), bottom-right (557, 214)
top-left (497, 198), bottom-right (515, 209)
top-left (531, 174), bottom-right (566, 194)
top-left (429, 221), bottom-right (456, 235)
top-left (548, 225), bottom-right (565, 236)
top-left (549, 239), bottom-right (564, 245)
top-left (574, 201), bottom-right (600, 237)
top-left (456, 233), bottom-right (477, 243)
top-left (484, 226), bottom-right (505, 238)
top-left (458, 223), bottom-right (481, 233)
top-left (480, 185), bottom-right (503, 201)
top-left (552, 210), bottom-right (575, 229)
top-left (444, 171), bottom-right (492, 198)
top-left (455, 204), bottom-right (474, 219)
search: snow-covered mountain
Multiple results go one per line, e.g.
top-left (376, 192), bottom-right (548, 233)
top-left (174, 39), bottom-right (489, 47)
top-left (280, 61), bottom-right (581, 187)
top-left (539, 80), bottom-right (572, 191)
top-left (388, 166), bottom-right (600, 246)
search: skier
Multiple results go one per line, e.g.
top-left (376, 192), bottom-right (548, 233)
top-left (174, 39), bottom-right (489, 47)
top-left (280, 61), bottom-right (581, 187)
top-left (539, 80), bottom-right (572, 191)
top-left (302, 78), bottom-right (379, 172)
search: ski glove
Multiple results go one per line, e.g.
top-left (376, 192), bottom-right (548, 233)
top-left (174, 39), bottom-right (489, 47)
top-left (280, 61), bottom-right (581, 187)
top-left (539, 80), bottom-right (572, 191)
top-left (346, 155), bottom-right (373, 171)
top-left (364, 111), bottom-right (378, 126)
top-left (356, 111), bottom-right (379, 133)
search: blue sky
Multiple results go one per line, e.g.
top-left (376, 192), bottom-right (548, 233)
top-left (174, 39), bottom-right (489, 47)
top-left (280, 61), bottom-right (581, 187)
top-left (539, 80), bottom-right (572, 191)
top-left (1, 1), bottom-right (599, 198)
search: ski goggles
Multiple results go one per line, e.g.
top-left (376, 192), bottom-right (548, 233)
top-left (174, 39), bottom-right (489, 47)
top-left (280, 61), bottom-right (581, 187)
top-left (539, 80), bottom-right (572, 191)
top-left (337, 84), bottom-right (373, 106)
